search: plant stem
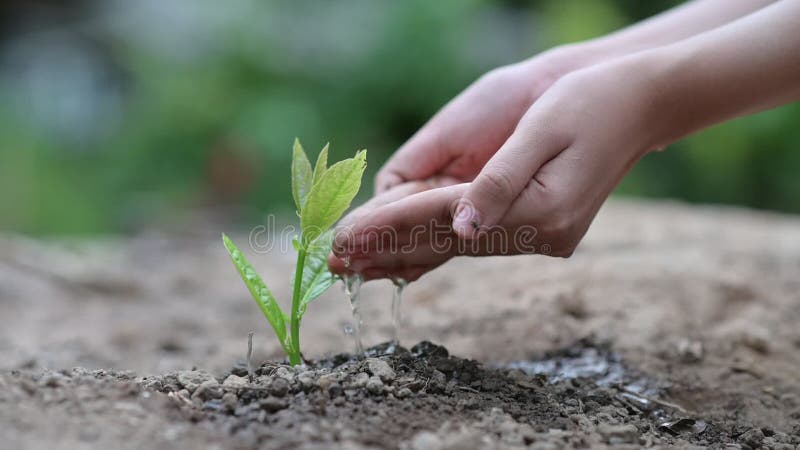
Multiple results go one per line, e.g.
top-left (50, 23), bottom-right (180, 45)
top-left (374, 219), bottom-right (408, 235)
top-left (289, 248), bottom-right (306, 365)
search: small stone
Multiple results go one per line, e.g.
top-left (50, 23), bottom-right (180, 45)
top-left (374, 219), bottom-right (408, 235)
top-left (676, 338), bottom-right (704, 363)
top-left (191, 380), bottom-right (222, 401)
top-left (177, 370), bottom-right (216, 393)
top-left (410, 431), bottom-right (442, 450)
top-left (221, 392), bottom-right (238, 412)
top-left (740, 428), bottom-right (764, 448)
top-left (737, 327), bottom-right (772, 354)
top-left (429, 370), bottom-right (447, 390)
top-left (351, 372), bottom-right (369, 388)
top-left (395, 387), bottom-right (412, 399)
top-left (230, 362), bottom-right (249, 377)
top-left (269, 377), bottom-right (290, 397)
top-left (273, 367), bottom-right (294, 382)
top-left (260, 396), bottom-right (287, 413)
top-left (328, 383), bottom-right (343, 398)
top-left (366, 358), bottom-right (396, 383)
top-left (366, 376), bottom-right (384, 395)
top-left (297, 371), bottom-right (316, 390)
top-left (598, 423), bottom-right (639, 444)
top-left (317, 373), bottom-right (339, 391)
top-left (222, 374), bottom-right (249, 390)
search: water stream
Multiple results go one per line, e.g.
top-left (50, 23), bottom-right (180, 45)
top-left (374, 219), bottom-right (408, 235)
top-left (342, 273), bottom-right (364, 354)
top-left (390, 278), bottom-right (407, 346)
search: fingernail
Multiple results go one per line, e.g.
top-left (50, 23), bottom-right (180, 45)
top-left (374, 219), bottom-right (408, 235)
top-left (452, 202), bottom-right (479, 236)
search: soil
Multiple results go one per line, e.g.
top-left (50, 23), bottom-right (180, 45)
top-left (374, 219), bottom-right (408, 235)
top-left (1, 200), bottom-right (800, 449)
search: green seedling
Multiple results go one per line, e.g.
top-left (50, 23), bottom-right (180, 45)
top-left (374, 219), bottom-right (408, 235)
top-left (222, 139), bottom-right (367, 365)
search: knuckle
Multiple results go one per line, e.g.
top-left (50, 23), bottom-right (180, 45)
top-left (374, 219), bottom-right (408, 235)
top-left (476, 65), bottom-right (521, 90)
top-left (476, 168), bottom-right (515, 203)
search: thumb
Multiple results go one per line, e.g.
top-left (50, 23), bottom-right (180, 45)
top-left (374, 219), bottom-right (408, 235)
top-left (452, 124), bottom-right (568, 238)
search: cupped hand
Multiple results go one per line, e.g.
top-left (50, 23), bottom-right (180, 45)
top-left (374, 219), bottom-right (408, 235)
top-left (374, 46), bottom-right (593, 194)
top-left (330, 55), bottom-right (662, 281)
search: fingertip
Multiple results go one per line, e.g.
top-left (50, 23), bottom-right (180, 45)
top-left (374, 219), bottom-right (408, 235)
top-left (327, 252), bottom-right (348, 274)
top-left (451, 200), bottom-right (481, 240)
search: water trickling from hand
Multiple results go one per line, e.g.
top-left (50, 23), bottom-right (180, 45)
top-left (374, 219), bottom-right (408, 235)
top-left (342, 273), bottom-right (364, 354)
top-left (390, 278), bottom-right (407, 346)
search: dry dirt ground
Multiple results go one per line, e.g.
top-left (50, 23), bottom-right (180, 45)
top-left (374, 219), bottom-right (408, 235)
top-left (0, 199), bottom-right (799, 449)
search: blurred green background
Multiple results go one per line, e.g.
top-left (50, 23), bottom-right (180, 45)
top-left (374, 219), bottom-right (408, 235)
top-left (1, 0), bottom-right (797, 235)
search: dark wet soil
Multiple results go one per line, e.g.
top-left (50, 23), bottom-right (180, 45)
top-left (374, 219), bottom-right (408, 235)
top-left (5, 340), bottom-right (796, 449)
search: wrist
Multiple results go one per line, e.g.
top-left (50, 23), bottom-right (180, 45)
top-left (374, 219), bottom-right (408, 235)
top-left (512, 43), bottom-right (610, 100)
top-left (624, 45), bottom-right (709, 153)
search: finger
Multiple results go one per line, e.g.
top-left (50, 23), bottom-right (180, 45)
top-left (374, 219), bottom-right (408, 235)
top-left (327, 254), bottom-right (439, 283)
top-left (348, 244), bottom-right (455, 272)
top-left (333, 184), bottom-right (468, 258)
top-left (452, 112), bottom-right (570, 238)
top-left (361, 264), bottom-right (439, 282)
top-left (341, 177), bottom-right (462, 231)
top-left (374, 126), bottom-right (451, 194)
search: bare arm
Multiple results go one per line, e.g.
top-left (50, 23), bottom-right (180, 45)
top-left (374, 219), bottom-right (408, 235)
top-left (376, 0), bottom-right (776, 193)
top-left (579, 0), bottom-right (777, 62)
top-left (644, 0), bottom-right (800, 148)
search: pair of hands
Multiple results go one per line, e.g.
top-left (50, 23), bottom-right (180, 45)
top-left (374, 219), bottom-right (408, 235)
top-left (328, 44), bottom-right (664, 281)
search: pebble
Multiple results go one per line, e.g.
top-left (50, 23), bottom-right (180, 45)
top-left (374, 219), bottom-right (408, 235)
top-left (410, 431), bottom-right (443, 450)
top-left (273, 367), bottom-right (294, 382)
top-left (260, 396), bottom-right (287, 413)
top-left (366, 377), bottom-right (384, 395)
top-left (597, 423), bottom-right (639, 444)
top-left (317, 373), bottom-right (339, 391)
top-left (191, 380), bottom-right (222, 401)
top-left (366, 358), bottom-right (396, 383)
top-left (740, 428), bottom-right (764, 448)
top-left (351, 372), bottom-right (369, 388)
top-left (177, 370), bottom-right (216, 392)
top-left (296, 371), bottom-right (316, 390)
top-left (737, 327), bottom-right (771, 354)
top-left (431, 370), bottom-right (446, 386)
top-left (269, 377), bottom-right (290, 397)
top-left (221, 392), bottom-right (238, 412)
top-left (395, 387), bottom-right (412, 399)
top-left (328, 383), bottom-right (343, 398)
top-left (222, 374), bottom-right (249, 390)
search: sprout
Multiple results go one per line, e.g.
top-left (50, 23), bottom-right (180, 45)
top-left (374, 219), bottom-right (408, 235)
top-left (223, 139), bottom-right (366, 365)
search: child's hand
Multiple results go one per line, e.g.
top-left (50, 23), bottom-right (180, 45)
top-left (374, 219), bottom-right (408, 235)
top-left (330, 56), bottom-right (660, 280)
top-left (375, 46), bottom-right (593, 194)
top-left (450, 57), bottom-right (661, 240)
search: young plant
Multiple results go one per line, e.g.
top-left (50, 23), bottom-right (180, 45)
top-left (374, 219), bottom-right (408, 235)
top-left (222, 139), bottom-right (367, 365)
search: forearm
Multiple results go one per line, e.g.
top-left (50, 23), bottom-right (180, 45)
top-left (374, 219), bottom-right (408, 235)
top-left (590, 0), bottom-right (776, 58)
top-left (639, 0), bottom-right (800, 148)
top-left (546, 0), bottom-right (776, 71)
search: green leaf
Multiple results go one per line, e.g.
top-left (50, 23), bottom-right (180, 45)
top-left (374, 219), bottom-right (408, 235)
top-left (296, 230), bottom-right (336, 318)
top-left (222, 234), bottom-right (291, 352)
top-left (301, 150), bottom-right (367, 245)
top-left (291, 138), bottom-right (313, 212)
top-left (312, 143), bottom-right (329, 185)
